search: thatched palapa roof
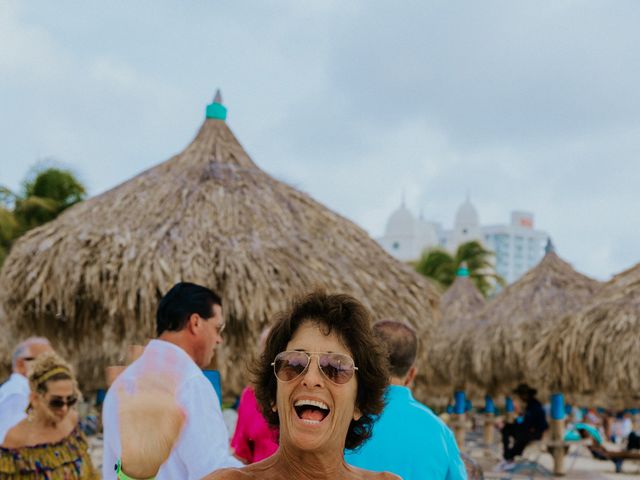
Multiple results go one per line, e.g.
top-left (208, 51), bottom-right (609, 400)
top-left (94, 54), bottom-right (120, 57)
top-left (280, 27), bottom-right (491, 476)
top-left (0, 303), bottom-right (10, 379)
top-left (0, 93), bottom-right (439, 395)
top-left (528, 262), bottom-right (640, 402)
top-left (468, 245), bottom-right (600, 394)
top-left (426, 263), bottom-right (485, 394)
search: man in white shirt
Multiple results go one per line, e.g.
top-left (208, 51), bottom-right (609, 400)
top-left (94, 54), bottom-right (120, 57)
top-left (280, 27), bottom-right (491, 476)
top-left (102, 282), bottom-right (242, 480)
top-left (0, 337), bottom-right (53, 443)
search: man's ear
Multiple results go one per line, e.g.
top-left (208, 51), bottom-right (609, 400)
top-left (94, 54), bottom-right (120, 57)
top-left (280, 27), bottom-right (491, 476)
top-left (404, 366), bottom-right (417, 387)
top-left (15, 358), bottom-right (27, 376)
top-left (187, 313), bottom-right (200, 335)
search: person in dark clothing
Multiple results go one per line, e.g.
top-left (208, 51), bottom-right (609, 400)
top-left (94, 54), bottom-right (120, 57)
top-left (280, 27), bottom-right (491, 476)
top-left (502, 384), bottom-right (549, 461)
top-left (628, 431), bottom-right (640, 451)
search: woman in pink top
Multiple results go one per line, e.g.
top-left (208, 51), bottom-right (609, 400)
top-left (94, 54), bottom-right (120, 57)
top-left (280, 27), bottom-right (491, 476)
top-left (231, 386), bottom-right (279, 463)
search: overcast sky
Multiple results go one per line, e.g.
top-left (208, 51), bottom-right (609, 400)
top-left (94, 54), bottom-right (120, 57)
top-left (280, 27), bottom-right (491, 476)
top-left (1, 0), bottom-right (639, 281)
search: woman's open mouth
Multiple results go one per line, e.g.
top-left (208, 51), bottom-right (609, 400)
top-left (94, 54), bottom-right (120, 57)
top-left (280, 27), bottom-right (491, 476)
top-left (294, 399), bottom-right (330, 425)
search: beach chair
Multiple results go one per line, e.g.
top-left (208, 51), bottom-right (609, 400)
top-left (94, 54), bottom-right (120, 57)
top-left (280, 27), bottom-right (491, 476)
top-left (573, 423), bottom-right (640, 473)
top-left (483, 439), bottom-right (554, 479)
top-left (484, 473), bottom-right (532, 480)
top-left (496, 459), bottom-right (553, 479)
top-left (484, 456), bottom-right (552, 480)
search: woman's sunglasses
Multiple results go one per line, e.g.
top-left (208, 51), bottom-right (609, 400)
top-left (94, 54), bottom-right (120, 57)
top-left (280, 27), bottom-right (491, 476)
top-left (47, 396), bottom-right (78, 410)
top-left (271, 351), bottom-right (358, 385)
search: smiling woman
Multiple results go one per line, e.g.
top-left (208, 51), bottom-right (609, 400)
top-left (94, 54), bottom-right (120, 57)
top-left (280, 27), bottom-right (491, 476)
top-left (0, 352), bottom-right (99, 479)
top-left (118, 291), bottom-right (398, 480)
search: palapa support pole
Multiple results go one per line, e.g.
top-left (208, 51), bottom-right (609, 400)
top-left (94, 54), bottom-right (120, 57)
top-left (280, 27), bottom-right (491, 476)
top-left (105, 366), bottom-right (125, 387)
top-left (444, 404), bottom-right (454, 426)
top-left (564, 402), bottom-right (572, 422)
top-left (550, 393), bottom-right (566, 476)
top-left (505, 395), bottom-right (516, 423)
top-left (483, 395), bottom-right (496, 446)
top-left (127, 344), bottom-right (145, 363)
top-left (632, 408), bottom-right (640, 432)
top-left (452, 390), bottom-right (467, 448)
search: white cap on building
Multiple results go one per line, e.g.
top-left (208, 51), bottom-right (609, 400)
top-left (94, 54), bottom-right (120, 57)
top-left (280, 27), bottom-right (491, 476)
top-left (454, 197), bottom-right (480, 229)
top-left (450, 196), bottom-right (483, 250)
top-left (384, 202), bottom-right (415, 237)
top-left (378, 199), bottom-right (439, 261)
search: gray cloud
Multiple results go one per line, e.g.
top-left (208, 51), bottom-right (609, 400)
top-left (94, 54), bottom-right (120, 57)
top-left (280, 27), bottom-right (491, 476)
top-left (1, 0), bottom-right (639, 281)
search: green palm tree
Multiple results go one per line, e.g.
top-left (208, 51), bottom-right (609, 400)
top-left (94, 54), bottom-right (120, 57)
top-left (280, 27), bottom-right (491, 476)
top-left (0, 206), bottom-right (19, 266)
top-left (415, 240), bottom-right (505, 297)
top-left (14, 167), bottom-right (86, 230)
top-left (0, 166), bottom-right (86, 266)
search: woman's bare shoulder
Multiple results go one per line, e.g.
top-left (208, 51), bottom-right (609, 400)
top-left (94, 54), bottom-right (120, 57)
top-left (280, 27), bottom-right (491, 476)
top-left (201, 468), bottom-right (253, 480)
top-left (376, 473), bottom-right (402, 480)
top-left (0, 420), bottom-right (29, 448)
top-left (354, 467), bottom-right (401, 480)
top-left (368, 472), bottom-right (401, 480)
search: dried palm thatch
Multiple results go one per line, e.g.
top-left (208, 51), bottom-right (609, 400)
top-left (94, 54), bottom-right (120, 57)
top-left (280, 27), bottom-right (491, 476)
top-left (424, 267), bottom-right (485, 396)
top-left (0, 303), bottom-right (11, 379)
top-left (0, 99), bottom-right (439, 395)
top-left (468, 250), bottom-right (600, 395)
top-left (528, 262), bottom-right (640, 402)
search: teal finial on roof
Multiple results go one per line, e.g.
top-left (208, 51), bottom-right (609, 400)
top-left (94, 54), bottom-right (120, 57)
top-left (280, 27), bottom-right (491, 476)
top-left (545, 238), bottom-right (555, 254)
top-left (206, 89), bottom-right (227, 120)
top-left (457, 262), bottom-right (469, 277)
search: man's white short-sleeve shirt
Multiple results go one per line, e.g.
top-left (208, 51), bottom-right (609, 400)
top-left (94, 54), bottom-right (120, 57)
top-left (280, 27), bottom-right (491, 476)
top-left (0, 373), bottom-right (30, 443)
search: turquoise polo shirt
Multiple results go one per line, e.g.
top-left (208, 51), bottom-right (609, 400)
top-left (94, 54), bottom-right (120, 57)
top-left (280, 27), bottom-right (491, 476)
top-left (345, 385), bottom-right (467, 480)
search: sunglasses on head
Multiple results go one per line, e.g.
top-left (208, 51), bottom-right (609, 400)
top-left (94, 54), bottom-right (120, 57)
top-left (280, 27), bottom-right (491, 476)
top-left (47, 396), bottom-right (78, 409)
top-left (271, 351), bottom-right (358, 385)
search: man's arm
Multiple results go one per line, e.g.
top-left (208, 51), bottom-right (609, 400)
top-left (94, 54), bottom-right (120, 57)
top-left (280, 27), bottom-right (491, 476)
top-left (177, 375), bottom-right (242, 480)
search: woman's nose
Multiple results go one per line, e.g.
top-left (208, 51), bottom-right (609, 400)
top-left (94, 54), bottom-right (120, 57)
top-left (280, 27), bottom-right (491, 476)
top-left (301, 356), bottom-right (324, 387)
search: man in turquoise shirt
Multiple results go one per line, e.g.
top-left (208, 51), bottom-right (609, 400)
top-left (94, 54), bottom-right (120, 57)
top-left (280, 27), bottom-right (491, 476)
top-left (345, 320), bottom-right (467, 480)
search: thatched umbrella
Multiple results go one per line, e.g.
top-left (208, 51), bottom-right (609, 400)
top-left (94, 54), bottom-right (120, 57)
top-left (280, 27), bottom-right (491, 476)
top-left (528, 262), bottom-right (640, 402)
top-left (0, 92), bottom-right (439, 396)
top-left (468, 243), bottom-right (600, 395)
top-left (0, 304), bottom-right (11, 380)
top-left (421, 264), bottom-right (486, 447)
top-left (426, 263), bottom-right (485, 395)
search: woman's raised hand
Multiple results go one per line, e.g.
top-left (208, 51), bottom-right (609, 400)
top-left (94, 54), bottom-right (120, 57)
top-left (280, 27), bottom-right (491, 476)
top-left (118, 352), bottom-right (186, 478)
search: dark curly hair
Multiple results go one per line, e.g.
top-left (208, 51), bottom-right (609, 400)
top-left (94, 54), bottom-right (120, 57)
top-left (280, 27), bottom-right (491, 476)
top-left (253, 290), bottom-right (389, 450)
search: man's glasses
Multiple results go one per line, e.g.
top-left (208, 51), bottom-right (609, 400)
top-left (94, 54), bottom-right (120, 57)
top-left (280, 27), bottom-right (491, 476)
top-left (216, 322), bottom-right (226, 335)
top-left (47, 396), bottom-right (78, 410)
top-left (271, 351), bottom-right (358, 385)
top-left (200, 313), bottom-right (225, 335)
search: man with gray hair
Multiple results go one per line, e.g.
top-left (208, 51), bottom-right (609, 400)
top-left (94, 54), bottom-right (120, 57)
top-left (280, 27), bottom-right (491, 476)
top-left (0, 337), bottom-right (53, 442)
top-left (346, 320), bottom-right (467, 479)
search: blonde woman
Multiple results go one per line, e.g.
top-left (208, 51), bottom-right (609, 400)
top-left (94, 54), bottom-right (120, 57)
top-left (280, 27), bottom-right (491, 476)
top-left (0, 352), bottom-right (98, 479)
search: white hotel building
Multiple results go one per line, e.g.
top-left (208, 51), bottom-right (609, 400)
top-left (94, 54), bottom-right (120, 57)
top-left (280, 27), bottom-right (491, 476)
top-left (377, 198), bottom-right (549, 284)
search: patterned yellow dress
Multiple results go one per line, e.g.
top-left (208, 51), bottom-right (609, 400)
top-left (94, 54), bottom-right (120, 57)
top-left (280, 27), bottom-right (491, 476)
top-left (0, 427), bottom-right (98, 479)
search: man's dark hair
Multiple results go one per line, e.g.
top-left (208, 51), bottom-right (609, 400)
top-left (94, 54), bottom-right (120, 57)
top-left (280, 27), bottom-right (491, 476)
top-left (254, 290), bottom-right (389, 450)
top-left (156, 282), bottom-right (222, 336)
top-left (372, 320), bottom-right (418, 378)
